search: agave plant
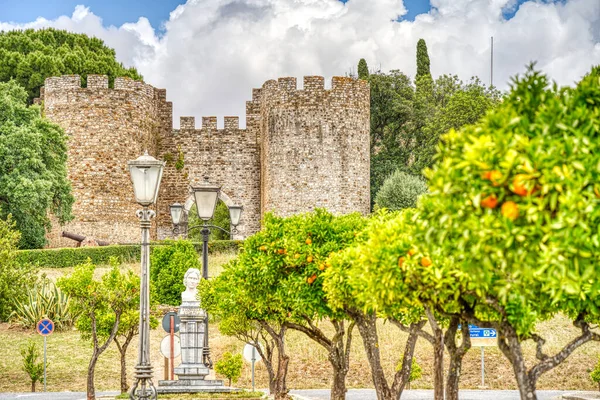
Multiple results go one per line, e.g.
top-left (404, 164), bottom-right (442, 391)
top-left (11, 282), bottom-right (76, 330)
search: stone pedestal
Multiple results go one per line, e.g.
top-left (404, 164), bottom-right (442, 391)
top-left (157, 300), bottom-right (239, 394)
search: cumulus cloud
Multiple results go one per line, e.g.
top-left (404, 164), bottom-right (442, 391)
top-left (1, 0), bottom-right (599, 126)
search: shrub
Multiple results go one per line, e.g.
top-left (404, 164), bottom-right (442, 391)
top-left (15, 241), bottom-right (241, 269)
top-left (20, 340), bottom-right (44, 392)
top-left (150, 240), bottom-right (201, 305)
top-left (0, 216), bottom-right (37, 321)
top-left (215, 352), bottom-right (243, 387)
top-left (591, 357), bottom-right (600, 391)
top-left (11, 281), bottom-right (75, 330)
top-left (396, 356), bottom-right (423, 389)
top-left (16, 245), bottom-right (139, 268)
top-left (375, 170), bottom-right (427, 211)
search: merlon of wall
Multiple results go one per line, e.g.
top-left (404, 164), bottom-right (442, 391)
top-left (178, 116), bottom-right (242, 131)
top-left (43, 74), bottom-right (163, 101)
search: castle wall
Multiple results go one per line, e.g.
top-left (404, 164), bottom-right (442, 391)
top-left (41, 74), bottom-right (369, 248)
top-left (42, 75), bottom-right (172, 246)
top-left (155, 114), bottom-right (261, 240)
top-left (259, 76), bottom-right (370, 217)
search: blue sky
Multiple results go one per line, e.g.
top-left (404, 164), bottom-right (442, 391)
top-left (0, 0), bottom-right (531, 30)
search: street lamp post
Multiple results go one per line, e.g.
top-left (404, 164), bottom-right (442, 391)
top-left (128, 151), bottom-right (165, 400)
top-left (169, 177), bottom-right (243, 369)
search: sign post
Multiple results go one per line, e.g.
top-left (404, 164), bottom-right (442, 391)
top-left (467, 325), bottom-right (497, 387)
top-left (161, 311), bottom-right (181, 380)
top-left (243, 343), bottom-right (262, 392)
top-left (36, 318), bottom-right (54, 392)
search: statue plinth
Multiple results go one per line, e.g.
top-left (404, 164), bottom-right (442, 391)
top-left (174, 301), bottom-right (210, 379)
top-left (157, 295), bottom-right (239, 394)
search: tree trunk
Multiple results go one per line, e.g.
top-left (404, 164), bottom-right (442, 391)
top-left (228, 378), bottom-right (232, 387)
top-left (329, 320), bottom-right (354, 400)
top-left (114, 330), bottom-right (135, 394)
top-left (87, 349), bottom-right (100, 400)
top-left (427, 309), bottom-right (444, 400)
top-left (259, 322), bottom-right (290, 400)
top-left (31, 380), bottom-right (35, 393)
top-left (444, 317), bottom-right (471, 400)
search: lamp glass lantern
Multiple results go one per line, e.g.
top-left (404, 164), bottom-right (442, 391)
top-left (170, 203), bottom-right (184, 225)
top-left (128, 151), bottom-right (165, 206)
top-left (192, 178), bottom-right (221, 221)
top-left (228, 205), bottom-right (243, 227)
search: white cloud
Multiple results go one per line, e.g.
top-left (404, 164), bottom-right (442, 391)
top-left (1, 0), bottom-right (599, 126)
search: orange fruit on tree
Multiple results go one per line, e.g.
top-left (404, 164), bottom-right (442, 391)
top-left (398, 257), bottom-right (405, 267)
top-left (306, 238), bottom-right (312, 245)
top-left (307, 274), bottom-right (317, 284)
top-left (420, 257), bottom-right (432, 267)
top-left (259, 245), bottom-right (267, 251)
top-left (481, 195), bottom-right (498, 209)
top-left (407, 249), bottom-right (416, 257)
top-left (501, 201), bottom-right (519, 221)
top-left (277, 249), bottom-right (285, 254)
top-left (294, 253), bottom-right (300, 259)
top-left (511, 174), bottom-right (534, 196)
top-left (307, 256), bottom-right (314, 263)
top-left (483, 170), bottom-right (503, 186)
top-left (318, 264), bottom-right (326, 271)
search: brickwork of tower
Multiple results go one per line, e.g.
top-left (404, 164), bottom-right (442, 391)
top-left (41, 74), bottom-right (370, 247)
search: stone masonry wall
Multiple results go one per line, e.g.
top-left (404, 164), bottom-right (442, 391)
top-left (259, 76), bottom-right (370, 216)
top-left (42, 75), bottom-right (172, 246)
top-left (42, 74), bottom-right (369, 247)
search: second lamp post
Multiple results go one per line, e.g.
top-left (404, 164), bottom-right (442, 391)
top-left (169, 177), bottom-right (242, 368)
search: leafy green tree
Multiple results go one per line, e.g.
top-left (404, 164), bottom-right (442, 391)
top-left (0, 28), bottom-right (142, 102)
top-left (416, 39), bottom-right (431, 80)
top-left (215, 352), bottom-right (243, 386)
top-left (150, 240), bottom-right (200, 305)
top-left (20, 340), bottom-right (44, 392)
top-left (368, 70), bottom-right (415, 204)
top-left (358, 58), bottom-right (369, 80)
top-left (202, 250), bottom-right (291, 399)
top-left (374, 170), bottom-right (427, 210)
top-left (57, 261), bottom-right (138, 400)
top-left (410, 65), bottom-right (600, 400)
top-left (0, 215), bottom-right (36, 320)
top-left (188, 200), bottom-right (231, 241)
top-left (0, 81), bottom-right (74, 248)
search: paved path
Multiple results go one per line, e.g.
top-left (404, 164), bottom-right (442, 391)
top-left (0, 390), bottom-right (595, 400)
top-left (291, 389), bottom-right (576, 400)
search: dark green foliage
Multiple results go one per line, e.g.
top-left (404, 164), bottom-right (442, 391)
top-left (375, 170), bottom-right (428, 211)
top-left (0, 28), bottom-right (142, 102)
top-left (0, 216), bottom-right (37, 321)
top-left (358, 58), bottom-right (369, 80)
top-left (188, 200), bottom-right (232, 241)
top-left (16, 244), bottom-right (139, 268)
top-left (20, 340), bottom-right (44, 392)
top-left (150, 240), bottom-right (200, 306)
top-left (0, 81), bottom-right (74, 248)
top-left (215, 352), bottom-right (243, 386)
top-left (416, 39), bottom-right (431, 79)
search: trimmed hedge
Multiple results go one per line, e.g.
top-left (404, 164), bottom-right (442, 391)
top-left (16, 240), bottom-right (242, 268)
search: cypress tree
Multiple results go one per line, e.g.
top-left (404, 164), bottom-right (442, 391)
top-left (358, 58), bottom-right (369, 80)
top-left (416, 39), bottom-right (431, 79)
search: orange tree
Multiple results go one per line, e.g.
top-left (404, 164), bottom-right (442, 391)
top-left (205, 209), bottom-right (365, 400)
top-left (324, 210), bottom-right (471, 400)
top-left (407, 65), bottom-right (600, 400)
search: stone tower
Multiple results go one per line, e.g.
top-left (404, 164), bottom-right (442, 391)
top-left (40, 74), bottom-right (370, 247)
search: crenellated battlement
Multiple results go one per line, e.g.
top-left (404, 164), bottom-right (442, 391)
top-left (43, 74), bottom-right (165, 101)
top-left (42, 72), bottom-right (369, 248)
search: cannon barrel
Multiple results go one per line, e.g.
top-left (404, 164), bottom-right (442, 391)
top-left (61, 231), bottom-right (110, 247)
top-left (62, 231), bottom-right (85, 242)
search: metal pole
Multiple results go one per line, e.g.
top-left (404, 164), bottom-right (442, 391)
top-left (481, 346), bottom-right (485, 386)
top-left (491, 36), bottom-right (494, 87)
top-left (130, 208), bottom-right (157, 400)
top-left (251, 346), bottom-right (256, 392)
top-left (170, 315), bottom-right (175, 380)
top-left (43, 336), bottom-right (47, 392)
top-left (201, 223), bottom-right (213, 368)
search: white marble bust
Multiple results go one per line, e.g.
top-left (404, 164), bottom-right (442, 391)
top-left (181, 268), bottom-right (201, 302)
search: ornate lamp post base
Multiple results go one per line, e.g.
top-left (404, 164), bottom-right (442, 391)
top-left (130, 365), bottom-right (157, 400)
